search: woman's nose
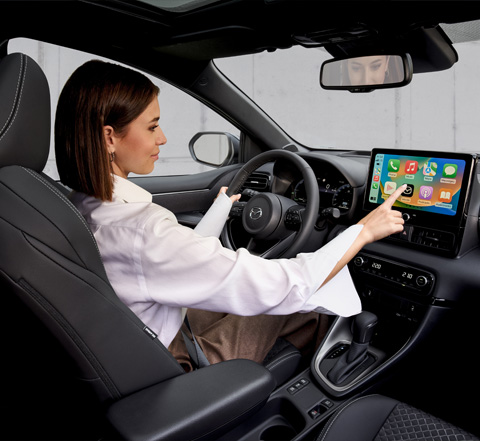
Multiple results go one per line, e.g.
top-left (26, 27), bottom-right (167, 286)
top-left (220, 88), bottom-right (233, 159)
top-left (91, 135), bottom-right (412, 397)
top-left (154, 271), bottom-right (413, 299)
top-left (157, 127), bottom-right (167, 145)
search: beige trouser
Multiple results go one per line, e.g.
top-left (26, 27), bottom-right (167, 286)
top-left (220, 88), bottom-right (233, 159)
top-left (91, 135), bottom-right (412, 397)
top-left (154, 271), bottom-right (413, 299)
top-left (168, 309), bottom-right (331, 372)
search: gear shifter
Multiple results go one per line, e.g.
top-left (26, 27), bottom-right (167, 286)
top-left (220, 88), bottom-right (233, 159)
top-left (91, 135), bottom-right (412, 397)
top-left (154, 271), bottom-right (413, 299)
top-left (327, 311), bottom-right (378, 385)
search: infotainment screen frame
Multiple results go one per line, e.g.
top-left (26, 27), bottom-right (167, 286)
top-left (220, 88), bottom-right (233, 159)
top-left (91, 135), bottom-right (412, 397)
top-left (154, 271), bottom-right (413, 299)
top-left (364, 148), bottom-right (476, 229)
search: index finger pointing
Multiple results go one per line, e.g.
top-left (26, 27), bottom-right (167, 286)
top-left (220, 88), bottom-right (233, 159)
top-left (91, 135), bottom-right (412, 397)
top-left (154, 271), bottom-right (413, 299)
top-left (383, 184), bottom-right (407, 208)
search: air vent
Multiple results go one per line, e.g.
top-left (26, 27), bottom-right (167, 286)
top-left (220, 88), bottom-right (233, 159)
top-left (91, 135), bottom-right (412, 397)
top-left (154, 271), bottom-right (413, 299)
top-left (411, 227), bottom-right (455, 251)
top-left (241, 172), bottom-right (271, 191)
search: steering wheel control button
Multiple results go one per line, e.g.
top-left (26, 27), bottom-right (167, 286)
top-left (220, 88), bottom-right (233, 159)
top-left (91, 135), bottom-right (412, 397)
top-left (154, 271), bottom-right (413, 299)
top-left (285, 206), bottom-right (303, 230)
top-left (230, 201), bottom-right (246, 217)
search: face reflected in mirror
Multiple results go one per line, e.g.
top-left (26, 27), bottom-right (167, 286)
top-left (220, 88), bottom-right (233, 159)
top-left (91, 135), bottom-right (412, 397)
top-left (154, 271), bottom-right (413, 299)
top-left (347, 55), bottom-right (390, 85)
top-left (320, 54), bottom-right (410, 91)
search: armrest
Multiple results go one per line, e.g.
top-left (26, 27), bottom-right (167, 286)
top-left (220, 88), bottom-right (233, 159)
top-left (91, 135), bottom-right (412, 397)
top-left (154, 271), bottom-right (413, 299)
top-left (106, 359), bottom-right (276, 441)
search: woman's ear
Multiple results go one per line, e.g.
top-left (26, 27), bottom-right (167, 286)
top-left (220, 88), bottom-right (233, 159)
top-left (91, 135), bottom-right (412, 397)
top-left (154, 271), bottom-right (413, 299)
top-left (103, 125), bottom-right (116, 151)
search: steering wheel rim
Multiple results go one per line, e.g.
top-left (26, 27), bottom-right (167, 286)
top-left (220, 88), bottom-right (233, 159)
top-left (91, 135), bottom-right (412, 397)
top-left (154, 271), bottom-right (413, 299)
top-left (225, 149), bottom-right (319, 259)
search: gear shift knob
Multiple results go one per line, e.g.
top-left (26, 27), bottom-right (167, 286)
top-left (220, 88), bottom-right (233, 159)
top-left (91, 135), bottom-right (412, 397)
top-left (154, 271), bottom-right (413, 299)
top-left (351, 311), bottom-right (378, 344)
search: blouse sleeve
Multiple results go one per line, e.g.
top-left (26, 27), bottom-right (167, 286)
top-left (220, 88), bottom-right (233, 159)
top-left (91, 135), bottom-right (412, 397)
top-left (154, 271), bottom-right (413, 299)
top-left (137, 208), bottom-right (363, 318)
top-left (193, 193), bottom-right (232, 238)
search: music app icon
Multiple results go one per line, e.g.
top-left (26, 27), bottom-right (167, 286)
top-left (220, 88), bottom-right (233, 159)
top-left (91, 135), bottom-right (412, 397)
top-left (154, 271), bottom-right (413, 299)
top-left (405, 160), bottom-right (418, 174)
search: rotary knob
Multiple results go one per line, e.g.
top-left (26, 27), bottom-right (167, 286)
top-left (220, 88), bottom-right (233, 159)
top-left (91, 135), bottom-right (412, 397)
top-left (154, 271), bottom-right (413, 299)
top-left (353, 256), bottom-right (365, 267)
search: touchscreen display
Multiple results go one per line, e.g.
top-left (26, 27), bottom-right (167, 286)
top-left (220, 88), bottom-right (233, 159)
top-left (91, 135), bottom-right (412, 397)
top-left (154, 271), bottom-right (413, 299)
top-left (367, 152), bottom-right (466, 216)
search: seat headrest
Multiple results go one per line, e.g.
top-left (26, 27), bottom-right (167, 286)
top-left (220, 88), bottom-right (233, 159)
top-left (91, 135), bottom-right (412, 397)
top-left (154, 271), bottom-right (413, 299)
top-left (0, 53), bottom-right (50, 171)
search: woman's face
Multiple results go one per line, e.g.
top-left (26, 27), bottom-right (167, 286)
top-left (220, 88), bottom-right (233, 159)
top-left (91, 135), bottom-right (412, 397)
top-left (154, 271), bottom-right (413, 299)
top-left (347, 56), bottom-right (389, 86)
top-left (107, 98), bottom-right (167, 178)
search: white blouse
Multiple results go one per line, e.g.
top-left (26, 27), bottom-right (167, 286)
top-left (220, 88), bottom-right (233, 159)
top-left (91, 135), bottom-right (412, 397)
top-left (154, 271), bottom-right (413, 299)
top-left (70, 176), bottom-right (362, 348)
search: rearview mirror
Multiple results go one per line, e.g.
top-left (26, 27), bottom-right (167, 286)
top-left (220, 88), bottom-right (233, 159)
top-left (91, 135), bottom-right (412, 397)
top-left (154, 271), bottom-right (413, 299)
top-left (320, 54), bottom-right (413, 92)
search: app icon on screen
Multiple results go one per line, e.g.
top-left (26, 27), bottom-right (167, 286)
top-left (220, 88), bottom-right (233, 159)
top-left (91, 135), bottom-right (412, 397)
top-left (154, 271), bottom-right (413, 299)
top-left (405, 161), bottom-right (418, 174)
top-left (438, 188), bottom-right (453, 203)
top-left (443, 164), bottom-right (458, 178)
top-left (402, 184), bottom-right (414, 197)
top-left (384, 181), bottom-right (397, 194)
top-left (423, 161), bottom-right (437, 176)
top-left (372, 182), bottom-right (379, 189)
top-left (419, 186), bottom-right (433, 200)
top-left (387, 159), bottom-right (400, 173)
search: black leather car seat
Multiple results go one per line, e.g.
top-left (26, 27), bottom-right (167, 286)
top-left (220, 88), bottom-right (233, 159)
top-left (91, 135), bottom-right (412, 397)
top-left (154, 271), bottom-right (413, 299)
top-left (317, 394), bottom-right (479, 441)
top-left (0, 52), bottom-right (303, 439)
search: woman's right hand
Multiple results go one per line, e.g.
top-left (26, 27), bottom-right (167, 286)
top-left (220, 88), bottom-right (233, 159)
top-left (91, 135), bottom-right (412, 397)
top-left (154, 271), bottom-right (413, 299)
top-left (357, 184), bottom-right (406, 245)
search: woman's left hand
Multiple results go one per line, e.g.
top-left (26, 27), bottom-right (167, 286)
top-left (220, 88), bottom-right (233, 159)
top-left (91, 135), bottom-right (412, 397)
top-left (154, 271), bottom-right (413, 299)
top-left (217, 186), bottom-right (241, 203)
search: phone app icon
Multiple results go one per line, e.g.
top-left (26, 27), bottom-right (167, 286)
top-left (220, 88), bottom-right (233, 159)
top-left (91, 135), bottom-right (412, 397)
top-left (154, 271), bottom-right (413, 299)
top-left (402, 184), bottom-right (414, 197)
top-left (443, 164), bottom-right (458, 178)
top-left (419, 186), bottom-right (433, 200)
top-left (405, 160), bottom-right (418, 174)
top-left (387, 159), bottom-right (400, 173)
top-left (372, 182), bottom-right (379, 190)
top-left (384, 181), bottom-right (397, 195)
top-left (438, 188), bottom-right (453, 203)
top-left (423, 161), bottom-right (437, 176)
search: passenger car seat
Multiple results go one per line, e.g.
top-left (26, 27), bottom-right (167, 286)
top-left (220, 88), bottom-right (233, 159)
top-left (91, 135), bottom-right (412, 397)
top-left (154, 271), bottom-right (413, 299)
top-left (317, 394), bottom-right (479, 441)
top-left (0, 52), bottom-right (280, 440)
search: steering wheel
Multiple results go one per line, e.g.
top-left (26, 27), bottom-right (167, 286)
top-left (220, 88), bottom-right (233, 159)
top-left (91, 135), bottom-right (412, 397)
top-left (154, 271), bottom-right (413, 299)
top-left (225, 150), bottom-right (319, 259)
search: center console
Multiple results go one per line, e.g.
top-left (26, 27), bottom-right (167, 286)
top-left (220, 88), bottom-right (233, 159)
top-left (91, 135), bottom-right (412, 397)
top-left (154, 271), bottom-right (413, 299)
top-left (311, 148), bottom-right (478, 398)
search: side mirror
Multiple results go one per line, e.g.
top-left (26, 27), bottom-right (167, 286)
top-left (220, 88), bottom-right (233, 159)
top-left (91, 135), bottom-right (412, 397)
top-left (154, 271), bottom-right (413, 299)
top-left (189, 132), bottom-right (238, 167)
top-left (320, 54), bottom-right (413, 93)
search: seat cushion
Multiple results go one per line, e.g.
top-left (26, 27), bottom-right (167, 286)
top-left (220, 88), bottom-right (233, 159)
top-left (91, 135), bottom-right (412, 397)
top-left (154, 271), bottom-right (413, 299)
top-left (317, 394), bottom-right (479, 441)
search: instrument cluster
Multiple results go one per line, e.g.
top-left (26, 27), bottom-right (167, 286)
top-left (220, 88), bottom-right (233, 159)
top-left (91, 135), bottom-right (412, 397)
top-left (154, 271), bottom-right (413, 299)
top-left (289, 171), bottom-right (353, 212)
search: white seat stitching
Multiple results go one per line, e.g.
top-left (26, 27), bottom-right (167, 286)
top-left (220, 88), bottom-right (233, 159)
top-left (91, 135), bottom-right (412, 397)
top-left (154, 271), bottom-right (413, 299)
top-left (0, 55), bottom-right (26, 141)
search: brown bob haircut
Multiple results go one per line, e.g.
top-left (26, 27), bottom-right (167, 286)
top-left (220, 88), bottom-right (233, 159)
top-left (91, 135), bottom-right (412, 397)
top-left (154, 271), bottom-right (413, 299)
top-left (55, 60), bottom-right (160, 201)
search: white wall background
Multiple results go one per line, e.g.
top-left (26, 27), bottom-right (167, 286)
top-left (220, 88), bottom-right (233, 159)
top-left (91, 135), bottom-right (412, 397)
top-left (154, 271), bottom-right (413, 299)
top-left (9, 38), bottom-right (480, 180)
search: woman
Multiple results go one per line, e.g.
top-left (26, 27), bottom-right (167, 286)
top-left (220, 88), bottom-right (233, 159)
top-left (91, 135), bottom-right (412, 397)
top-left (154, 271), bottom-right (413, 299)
top-left (55, 60), bottom-right (405, 371)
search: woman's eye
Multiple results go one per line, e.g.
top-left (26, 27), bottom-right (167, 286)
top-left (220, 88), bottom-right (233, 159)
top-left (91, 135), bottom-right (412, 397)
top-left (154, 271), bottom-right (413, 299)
top-left (150, 125), bottom-right (159, 131)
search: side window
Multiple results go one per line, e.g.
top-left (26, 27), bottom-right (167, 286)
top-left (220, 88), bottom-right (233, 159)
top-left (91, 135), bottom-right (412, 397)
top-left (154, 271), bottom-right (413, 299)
top-left (8, 38), bottom-right (240, 179)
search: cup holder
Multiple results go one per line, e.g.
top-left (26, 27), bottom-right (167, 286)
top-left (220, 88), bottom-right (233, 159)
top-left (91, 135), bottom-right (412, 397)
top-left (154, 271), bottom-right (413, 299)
top-left (257, 398), bottom-right (304, 441)
top-left (217, 397), bottom-right (305, 440)
top-left (260, 423), bottom-right (297, 441)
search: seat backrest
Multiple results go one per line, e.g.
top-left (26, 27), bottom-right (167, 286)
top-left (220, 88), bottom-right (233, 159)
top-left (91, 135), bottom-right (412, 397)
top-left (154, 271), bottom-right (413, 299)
top-left (0, 53), bottom-right (184, 404)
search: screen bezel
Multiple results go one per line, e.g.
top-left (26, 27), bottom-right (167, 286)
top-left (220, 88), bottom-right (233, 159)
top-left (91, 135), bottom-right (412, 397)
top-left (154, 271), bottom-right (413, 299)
top-left (363, 148), bottom-right (476, 228)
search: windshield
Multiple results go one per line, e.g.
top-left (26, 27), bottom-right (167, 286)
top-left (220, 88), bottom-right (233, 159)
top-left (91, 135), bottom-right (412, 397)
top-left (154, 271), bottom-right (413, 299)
top-left (215, 29), bottom-right (480, 153)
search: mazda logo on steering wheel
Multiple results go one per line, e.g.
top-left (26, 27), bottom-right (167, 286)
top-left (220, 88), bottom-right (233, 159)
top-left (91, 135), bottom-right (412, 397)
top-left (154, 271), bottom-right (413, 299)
top-left (249, 207), bottom-right (263, 220)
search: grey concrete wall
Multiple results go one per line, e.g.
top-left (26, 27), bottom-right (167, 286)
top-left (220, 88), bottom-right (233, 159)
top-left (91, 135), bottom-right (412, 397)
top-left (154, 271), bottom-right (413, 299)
top-left (9, 38), bottom-right (480, 180)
